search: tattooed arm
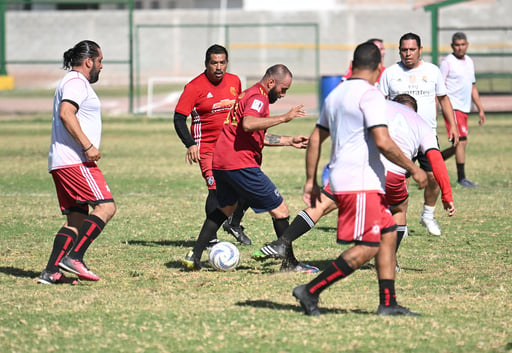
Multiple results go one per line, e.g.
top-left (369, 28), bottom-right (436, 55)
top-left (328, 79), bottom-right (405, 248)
top-left (264, 133), bottom-right (308, 148)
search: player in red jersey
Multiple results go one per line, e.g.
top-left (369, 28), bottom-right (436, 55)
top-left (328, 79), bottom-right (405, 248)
top-left (174, 44), bottom-right (251, 245)
top-left (182, 64), bottom-right (316, 273)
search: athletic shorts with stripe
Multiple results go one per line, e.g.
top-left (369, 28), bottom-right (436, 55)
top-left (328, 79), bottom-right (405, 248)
top-left (444, 110), bottom-right (468, 140)
top-left (51, 162), bottom-right (114, 215)
top-left (334, 192), bottom-right (396, 246)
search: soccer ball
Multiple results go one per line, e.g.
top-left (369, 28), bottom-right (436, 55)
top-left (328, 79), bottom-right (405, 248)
top-left (208, 241), bottom-right (240, 271)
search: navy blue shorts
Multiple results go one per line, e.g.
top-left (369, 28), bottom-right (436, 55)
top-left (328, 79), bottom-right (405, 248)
top-left (213, 168), bottom-right (284, 213)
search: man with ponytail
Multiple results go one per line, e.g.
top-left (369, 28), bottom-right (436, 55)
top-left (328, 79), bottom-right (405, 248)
top-left (38, 40), bottom-right (116, 284)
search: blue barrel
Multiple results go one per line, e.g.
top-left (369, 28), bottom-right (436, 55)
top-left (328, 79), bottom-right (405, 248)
top-left (320, 75), bottom-right (342, 110)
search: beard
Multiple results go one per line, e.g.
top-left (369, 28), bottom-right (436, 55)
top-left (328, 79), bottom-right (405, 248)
top-left (268, 86), bottom-right (279, 104)
top-left (89, 63), bottom-right (100, 84)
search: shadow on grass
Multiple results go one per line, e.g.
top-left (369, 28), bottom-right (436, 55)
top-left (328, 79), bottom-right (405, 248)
top-left (235, 299), bottom-right (373, 316)
top-left (314, 226), bottom-right (337, 233)
top-left (126, 239), bottom-right (196, 248)
top-left (164, 259), bottom-right (278, 273)
top-left (0, 266), bottom-right (40, 278)
top-left (359, 262), bottom-right (425, 273)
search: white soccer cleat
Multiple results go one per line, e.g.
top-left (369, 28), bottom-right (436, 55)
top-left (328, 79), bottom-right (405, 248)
top-left (419, 216), bottom-right (441, 236)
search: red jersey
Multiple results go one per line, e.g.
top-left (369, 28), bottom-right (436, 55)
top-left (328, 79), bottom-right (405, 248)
top-left (213, 83), bottom-right (270, 170)
top-left (174, 72), bottom-right (241, 154)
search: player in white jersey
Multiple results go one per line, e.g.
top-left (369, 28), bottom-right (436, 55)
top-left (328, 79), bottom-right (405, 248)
top-left (379, 32), bottom-right (459, 237)
top-left (440, 32), bottom-right (486, 188)
top-left (253, 93), bottom-right (455, 272)
top-left (289, 42), bottom-right (427, 317)
top-left (38, 40), bottom-right (116, 285)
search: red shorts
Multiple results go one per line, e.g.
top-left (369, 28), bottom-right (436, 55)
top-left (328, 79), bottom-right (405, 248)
top-left (385, 171), bottom-right (408, 206)
top-left (199, 151), bottom-right (215, 190)
top-left (445, 110), bottom-right (468, 139)
top-left (334, 192), bottom-right (396, 246)
top-left (51, 162), bottom-right (114, 215)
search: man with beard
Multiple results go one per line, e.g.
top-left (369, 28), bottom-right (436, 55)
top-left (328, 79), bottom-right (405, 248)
top-left (182, 64), bottom-right (318, 273)
top-left (38, 40), bottom-right (116, 284)
top-left (174, 44), bottom-right (251, 246)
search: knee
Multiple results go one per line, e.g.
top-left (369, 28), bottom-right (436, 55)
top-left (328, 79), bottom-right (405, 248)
top-left (269, 201), bottom-right (289, 219)
top-left (94, 202), bottom-right (116, 222)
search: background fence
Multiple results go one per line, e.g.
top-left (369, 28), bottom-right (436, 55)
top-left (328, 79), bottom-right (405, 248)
top-left (2, 1), bottom-right (512, 114)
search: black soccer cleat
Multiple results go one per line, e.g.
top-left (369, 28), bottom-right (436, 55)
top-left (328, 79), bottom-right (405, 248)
top-left (252, 240), bottom-right (288, 261)
top-left (222, 221), bottom-right (252, 245)
top-left (377, 304), bottom-right (421, 317)
top-left (292, 284), bottom-right (321, 316)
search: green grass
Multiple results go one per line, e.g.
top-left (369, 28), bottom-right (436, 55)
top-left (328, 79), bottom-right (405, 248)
top-left (0, 113), bottom-right (511, 353)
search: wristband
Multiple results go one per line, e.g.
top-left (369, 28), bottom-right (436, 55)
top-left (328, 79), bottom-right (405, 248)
top-left (82, 143), bottom-right (94, 152)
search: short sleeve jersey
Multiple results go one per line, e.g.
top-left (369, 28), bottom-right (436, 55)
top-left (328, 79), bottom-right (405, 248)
top-left (48, 71), bottom-right (101, 171)
top-left (440, 53), bottom-right (476, 113)
top-left (213, 83), bottom-right (270, 170)
top-left (382, 100), bottom-right (439, 175)
top-left (175, 72), bottom-right (241, 154)
top-left (379, 61), bottom-right (447, 131)
top-left (318, 79), bottom-right (388, 193)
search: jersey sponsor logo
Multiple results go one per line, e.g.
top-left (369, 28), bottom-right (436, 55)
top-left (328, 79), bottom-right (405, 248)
top-left (207, 92), bottom-right (213, 98)
top-left (212, 98), bottom-right (236, 113)
top-left (251, 99), bottom-right (264, 112)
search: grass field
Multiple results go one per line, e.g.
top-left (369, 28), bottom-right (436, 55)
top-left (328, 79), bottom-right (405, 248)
top-left (0, 112), bottom-right (511, 353)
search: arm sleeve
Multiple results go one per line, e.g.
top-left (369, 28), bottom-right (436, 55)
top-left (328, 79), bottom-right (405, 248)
top-left (173, 112), bottom-right (196, 148)
top-left (426, 149), bottom-right (453, 203)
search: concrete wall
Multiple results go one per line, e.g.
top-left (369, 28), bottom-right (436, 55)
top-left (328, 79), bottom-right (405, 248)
top-left (5, 0), bottom-right (511, 88)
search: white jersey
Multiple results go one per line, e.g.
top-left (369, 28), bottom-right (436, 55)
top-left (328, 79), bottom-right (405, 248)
top-left (318, 79), bottom-right (388, 193)
top-left (440, 53), bottom-right (476, 113)
top-left (48, 71), bottom-right (102, 171)
top-left (379, 60), bottom-right (447, 132)
top-left (383, 100), bottom-right (439, 175)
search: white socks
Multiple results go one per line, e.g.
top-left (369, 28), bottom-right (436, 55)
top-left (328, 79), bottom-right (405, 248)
top-left (422, 205), bottom-right (436, 219)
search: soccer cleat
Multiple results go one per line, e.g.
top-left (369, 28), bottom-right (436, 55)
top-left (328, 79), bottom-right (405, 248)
top-left (292, 284), bottom-right (321, 316)
top-left (251, 240), bottom-right (288, 261)
top-left (59, 256), bottom-right (100, 281)
top-left (457, 178), bottom-right (478, 188)
top-left (377, 304), bottom-right (421, 317)
top-left (182, 251), bottom-right (201, 271)
top-left (37, 270), bottom-right (78, 285)
top-left (419, 216), bottom-right (441, 236)
top-left (280, 261), bottom-right (320, 274)
top-left (222, 221), bottom-right (252, 245)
